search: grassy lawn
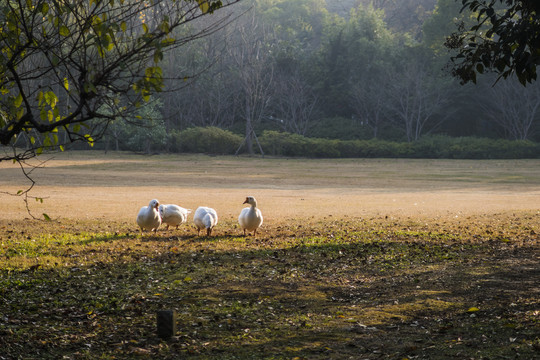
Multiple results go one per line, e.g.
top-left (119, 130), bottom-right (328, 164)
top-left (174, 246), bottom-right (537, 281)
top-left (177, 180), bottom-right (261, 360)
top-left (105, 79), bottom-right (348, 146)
top-left (0, 152), bottom-right (539, 359)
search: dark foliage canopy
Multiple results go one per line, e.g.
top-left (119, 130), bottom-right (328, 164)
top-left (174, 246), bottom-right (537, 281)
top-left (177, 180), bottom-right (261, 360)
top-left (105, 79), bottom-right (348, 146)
top-left (446, 0), bottom-right (540, 85)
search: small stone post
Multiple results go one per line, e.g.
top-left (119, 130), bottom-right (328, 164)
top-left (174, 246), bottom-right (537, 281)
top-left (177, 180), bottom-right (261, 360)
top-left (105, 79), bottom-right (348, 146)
top-left (156, 310), bottom-right (177, 339)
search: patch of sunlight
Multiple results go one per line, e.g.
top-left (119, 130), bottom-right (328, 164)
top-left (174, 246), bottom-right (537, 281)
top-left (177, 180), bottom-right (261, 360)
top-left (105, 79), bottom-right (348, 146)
top-left (353, 297), bottom-right (460, 326)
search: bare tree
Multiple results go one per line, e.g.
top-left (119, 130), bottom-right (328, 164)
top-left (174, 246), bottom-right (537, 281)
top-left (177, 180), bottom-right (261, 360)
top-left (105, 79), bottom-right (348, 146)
top-left (159, 10), bottom-right (241, 131)
top-left (482, 76), bottom-right (540, 140)
top-left (349, 76), bottom-right (388, 138)
top-left (164, 67), bottom-right (240, 130)
top-left (229, 9), bottom-right (274, 155)
top-left (385, 57), bottom-right (453, 142)
top-left (272, 71), bottom-right (319, 136)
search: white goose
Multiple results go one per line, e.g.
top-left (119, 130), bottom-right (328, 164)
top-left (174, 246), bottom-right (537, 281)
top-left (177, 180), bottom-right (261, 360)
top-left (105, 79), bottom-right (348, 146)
top-left (238, 196), bottom-right (263, 236)
top-left (137, 199), bottom-right (161, 234)
top-left (159, 204), bottom-right (191, 230)
top-left (193, 206), bottom-right (218, 236)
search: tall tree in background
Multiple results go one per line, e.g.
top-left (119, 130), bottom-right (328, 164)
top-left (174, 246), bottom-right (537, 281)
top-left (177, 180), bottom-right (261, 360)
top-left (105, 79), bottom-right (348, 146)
top-left (229, 9), bottom-right (274, 155)
top-left (349, 78), bottom-right (388, 139)
top-left (259, 0), bottom-right (327, 135)
top-left (370, 0), bottom-right (437, 40)
top-left (272, 70), bottom-right (318, 135)
top-left (385, 49), bottom-right (454, 142)
top-left (316, 4), bottom-right (394, 117)
top-left (423, 0), bottom-right (469, 53)
top-left (340, 4), bottom-right (397, 138)
top-left (158, 8), bottom-right (241, 131)
top-left (446, 0), bottom-right (540, 85)
top-left (481, 76), bottom-right (540, 139)
top-left (0, 0), bottom-right (241, 163)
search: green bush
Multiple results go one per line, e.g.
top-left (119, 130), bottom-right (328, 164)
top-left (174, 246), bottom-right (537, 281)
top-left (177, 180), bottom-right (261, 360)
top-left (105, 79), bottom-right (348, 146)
top-left (259, 131), bottom-right (306, 156)
top-left (168, 127), bottom-right (243, 154)
top-left (259, 131), bottom-right (540, 159)
top-left (167, 128), bottom-right (540, 159)
top-left (412, 135), bottom-right (455, 158)
top-left (259, 131), bottom-right (340, 157)
top-left (411, 136), bottom-right (540, 159)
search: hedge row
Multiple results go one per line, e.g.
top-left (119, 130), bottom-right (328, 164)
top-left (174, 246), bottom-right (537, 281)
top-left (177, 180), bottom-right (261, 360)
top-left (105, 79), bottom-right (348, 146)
top-left (167, 127), bottom-right (540, 159)
top-left (168, 127), bottom-right (243, 154)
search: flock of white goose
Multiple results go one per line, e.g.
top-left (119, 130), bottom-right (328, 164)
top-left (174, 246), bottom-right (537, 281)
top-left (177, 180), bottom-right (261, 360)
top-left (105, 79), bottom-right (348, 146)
top-left (136, 196), bottom-right (263, 237)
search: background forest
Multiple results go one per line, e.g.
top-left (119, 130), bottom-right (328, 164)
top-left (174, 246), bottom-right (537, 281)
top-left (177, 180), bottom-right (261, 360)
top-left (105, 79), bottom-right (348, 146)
top-left (81, 0), bottom-right (540, 157)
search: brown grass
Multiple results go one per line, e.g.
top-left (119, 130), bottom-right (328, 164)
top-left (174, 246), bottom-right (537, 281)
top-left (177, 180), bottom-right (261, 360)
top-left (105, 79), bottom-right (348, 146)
top-left (1, 151), bottom-right (539, 225)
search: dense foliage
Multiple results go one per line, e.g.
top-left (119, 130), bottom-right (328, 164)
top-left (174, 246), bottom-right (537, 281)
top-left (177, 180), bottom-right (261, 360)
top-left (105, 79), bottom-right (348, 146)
top-left (128, 0), bottom-right (540, 154)
top-left (446, 0), bottom-right (540, 85)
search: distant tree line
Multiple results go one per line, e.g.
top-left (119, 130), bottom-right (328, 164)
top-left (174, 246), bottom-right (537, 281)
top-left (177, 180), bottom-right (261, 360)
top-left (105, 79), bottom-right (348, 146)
top-left (116, 0), bottom-right (539, 157)
top-left (5, 0), bottom-right (540, 159)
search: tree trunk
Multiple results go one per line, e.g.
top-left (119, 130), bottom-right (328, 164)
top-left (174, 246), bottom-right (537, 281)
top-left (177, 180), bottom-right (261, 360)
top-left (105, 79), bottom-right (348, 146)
top-left (245, 100), bottom-right (254, 155)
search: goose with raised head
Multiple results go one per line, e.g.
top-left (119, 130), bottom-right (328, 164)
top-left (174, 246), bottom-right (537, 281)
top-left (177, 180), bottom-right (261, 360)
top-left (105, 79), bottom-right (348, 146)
top-left (159, 204), bottom-right (191, 230)
top-left (193, 206), bottom-right (218, 236)
top-left (238, 196), bottom-right (263, 236)
top-left (137, 199), bottom-right (161, 234)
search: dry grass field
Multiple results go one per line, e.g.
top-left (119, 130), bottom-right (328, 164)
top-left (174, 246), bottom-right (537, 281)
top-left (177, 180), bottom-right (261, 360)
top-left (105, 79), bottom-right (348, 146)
top-left (1, 151), bottom-right (539, 223)
top-left (0, 151), bottom-right (539, 359)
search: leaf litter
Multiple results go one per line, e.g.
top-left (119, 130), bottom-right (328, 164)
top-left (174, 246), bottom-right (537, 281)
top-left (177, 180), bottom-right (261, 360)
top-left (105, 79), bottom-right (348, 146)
top-left (0, 213), bottom-right (539, 359)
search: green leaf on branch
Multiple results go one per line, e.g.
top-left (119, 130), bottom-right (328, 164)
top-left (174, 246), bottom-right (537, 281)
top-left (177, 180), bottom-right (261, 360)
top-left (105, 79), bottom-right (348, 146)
top-left (153, 50), bottom-right (163, 63)
top-left (159, 19), bottom-right (170, 33)
top-left (14, 93), bottom-right (23, 108)
top-left (198, 0), bottom-right (210, 14)
top-left (40, 108), bottom-right (47, 121)
top-left (84, 134), bottom-right (95, 147)
top-left (44, 91), bottom-right (58, 108)
top-left (59, 25), bottom-right (70, 37)
top-left (16, 107), bottom-right (24, 120)
top-left (40, 2), bottom-right (49, 16)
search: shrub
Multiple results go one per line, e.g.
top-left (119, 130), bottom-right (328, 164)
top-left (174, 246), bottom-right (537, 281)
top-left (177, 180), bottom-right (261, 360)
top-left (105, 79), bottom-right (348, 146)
top-left (412, 135), bottom-right (455, 158)
top-left (307, 138), bottom-right (341, 158)
top-left (168, 127), bottom-right (243, 154)
top-left (169, 128), bottom-right (540, 159)
top-left (416, 136), bottom-right (540, 159)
